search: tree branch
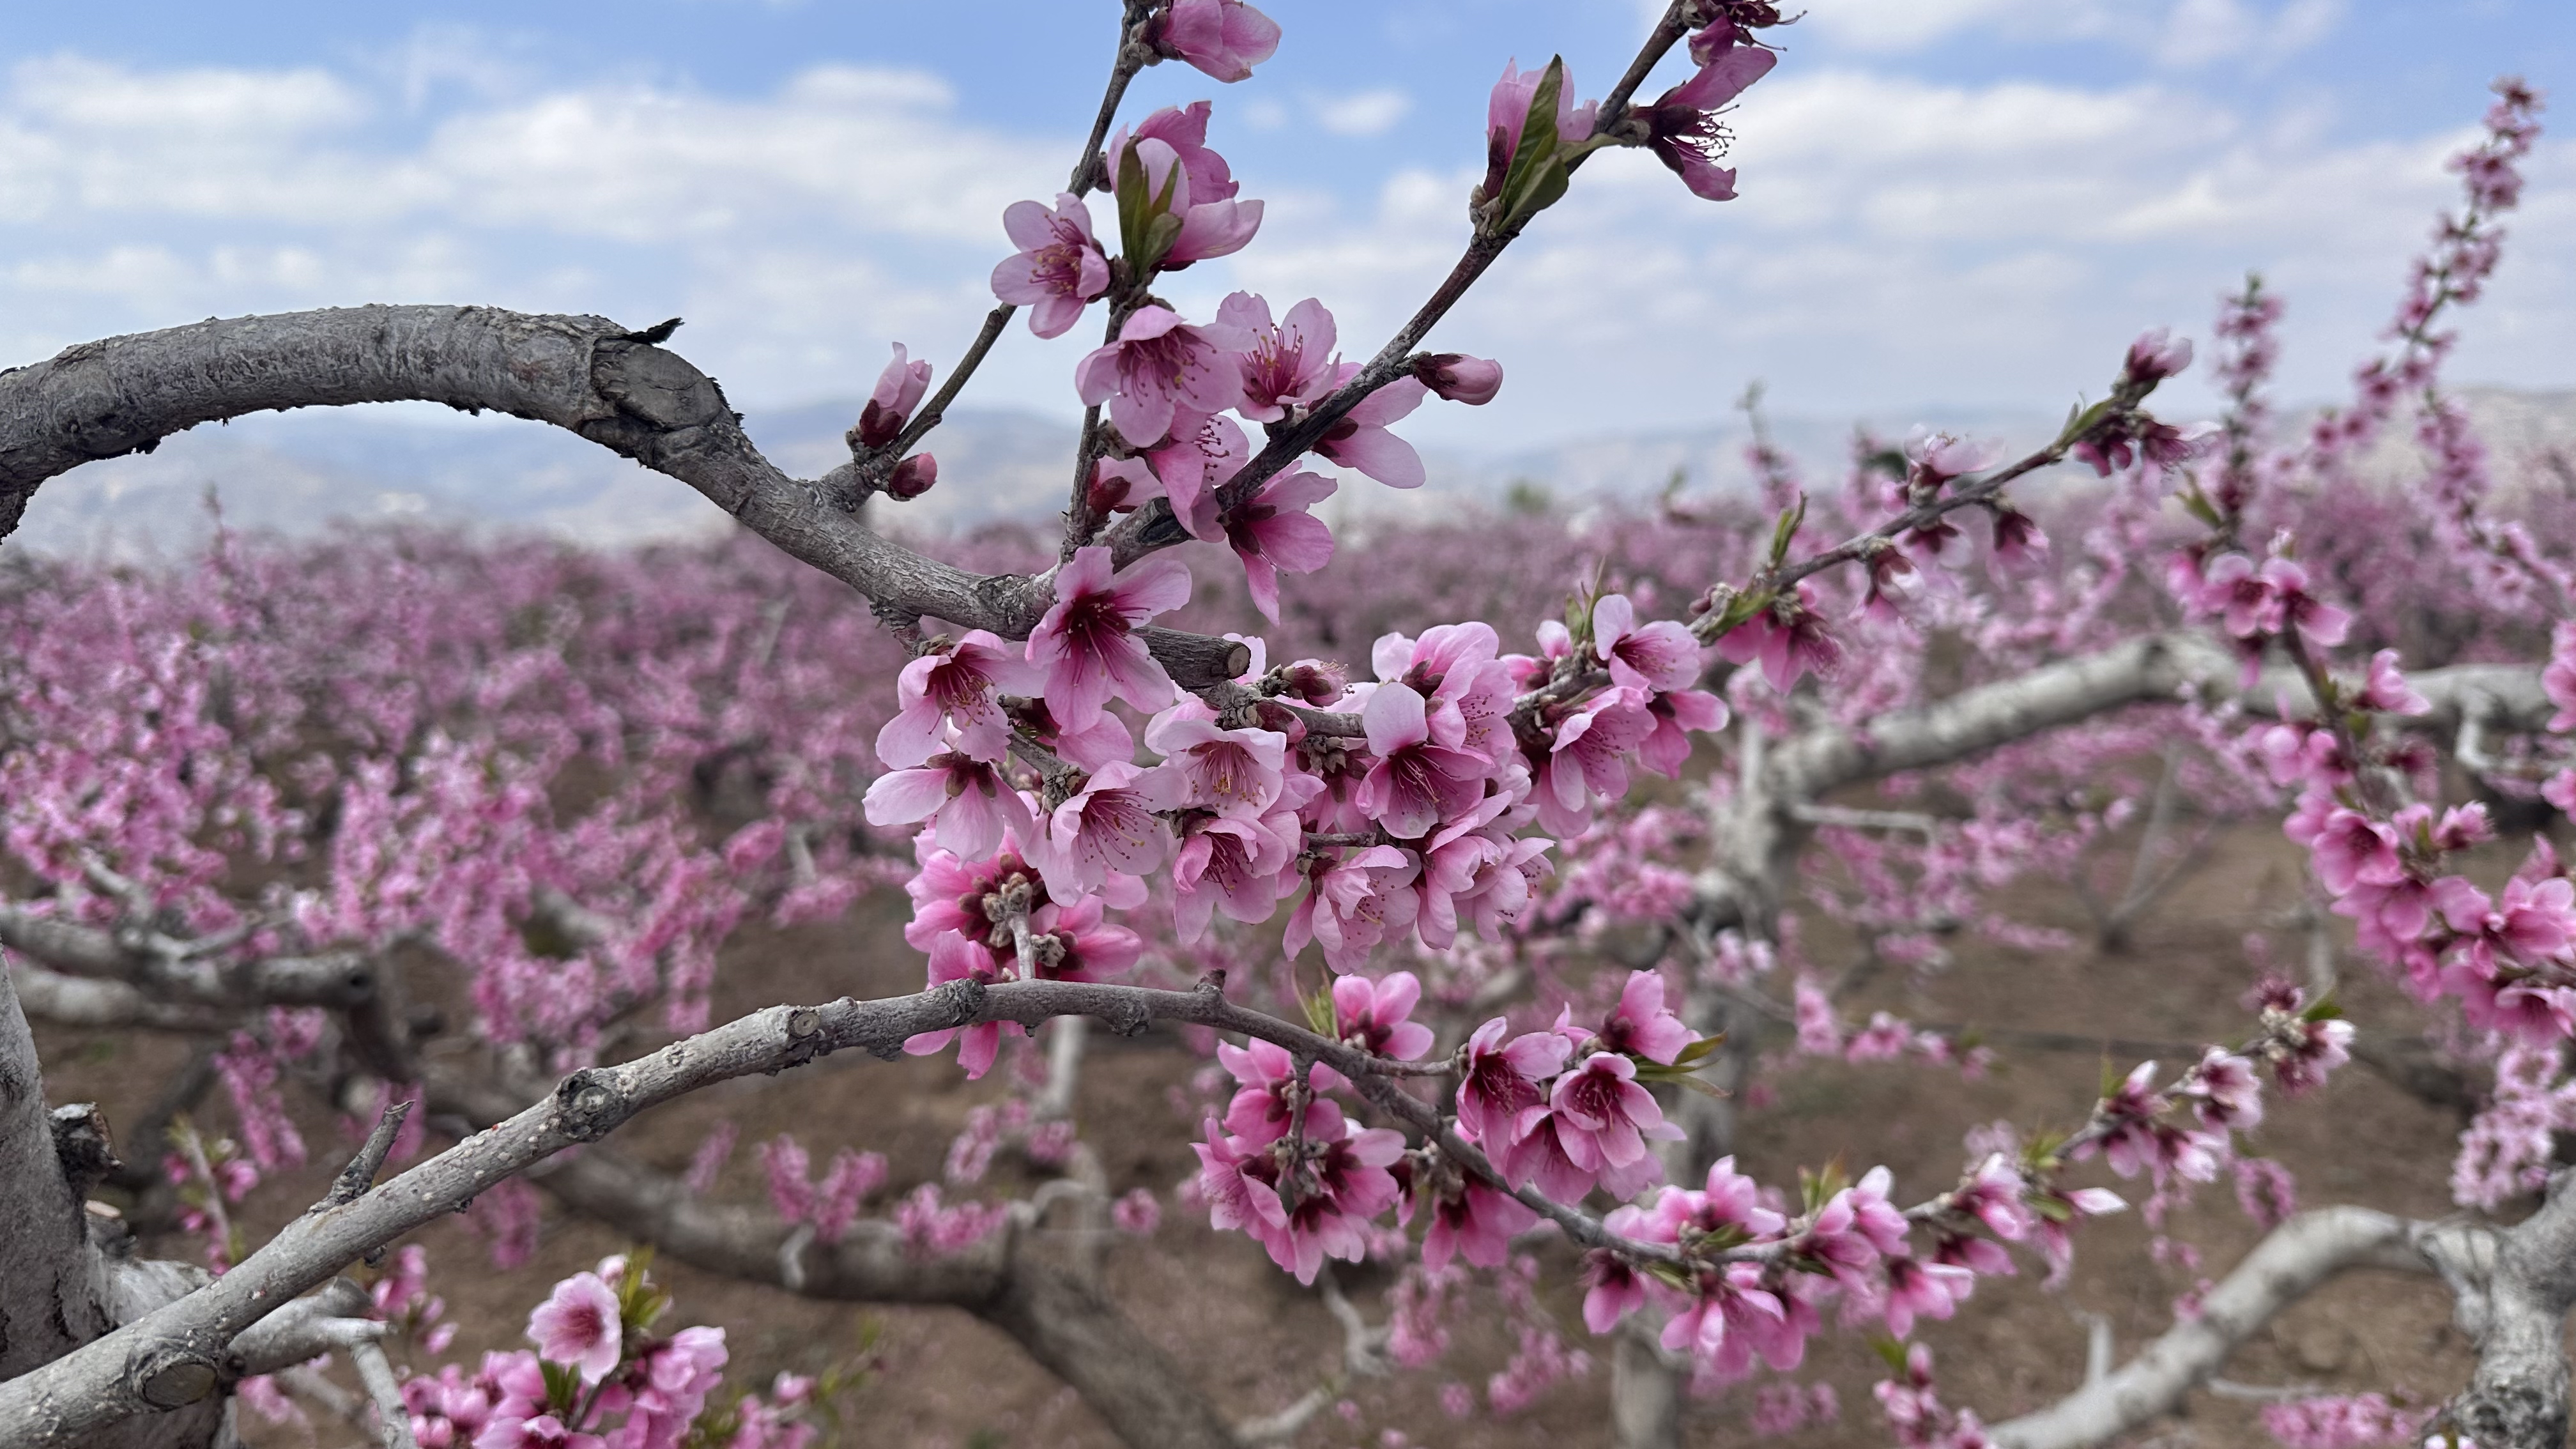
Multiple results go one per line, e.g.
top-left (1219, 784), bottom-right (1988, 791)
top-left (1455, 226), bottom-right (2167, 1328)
top-left (1989, 1207), bottom-right (2426, 1449)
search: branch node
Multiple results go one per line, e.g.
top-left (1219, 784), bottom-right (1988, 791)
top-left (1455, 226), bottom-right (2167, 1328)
top-left (130, 1349), bottom-right (220, 1410)
top-left (553, 1069), bottom-right (624, 1142)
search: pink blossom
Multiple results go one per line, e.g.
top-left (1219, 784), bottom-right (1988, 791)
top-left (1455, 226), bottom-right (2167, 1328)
top-left (1715, 586), bottom-right (1841, 693)
top-left (1285, 845), bottom-right (1423, 972)
top-left (1170, 807), bottom-right (1303, 942)
top-left (1074, 305), bottom-right (1252, 448)
top-left (1639, 687), bottom-right (1727, 779)
top-left (1355, 683), bottom-right (1490, 839)
top-left (526, 1271), bottom-right (622, 1384)
top-left (1151, 0), bottom-right (1281, 82)
top-left (885, 453), bottom-right (937, 500)
top-left (1988, 505), bottom-right (2049, 576)
top-left (1374, 622), bottom-right (1518, 763)
top-left (2186, 1048), bottom-right (2266, 1133)
top-left (1313, 374), bottom-right (1429, 487)
top-left (1027, 545), bottom-right (1192, 732)
top-left (1593, 969), bottom-right (1694, 1065)
top-left (759, 1134), bottom-right (813, 1223)
top-left (2354, 648), bottom-right (2429, 715)
top-left (1217, 1037), bottom-right (1339, 1147)
top-left (1539, 686), bottom-right (1655, 836)
top-left (1801, 1165), bottom-right (1910, 1287)
top-left (1456, 1015), bottom-right (1573, 1146)
top-left (1085, 455), bottom-right (1163, 516)
top-left (2122, 327), bottom-right (2195, 386)
top-left (1591, 594), bottom-right (1705, 693)
top-left (853, 344), bottom-right (931, 450)
top-left (1637, 38), bottom-right (1776, 201)
top-left (2547, 622), bottom-right (2576, 731)
top-left (1041, 761), bottom-right (1182, 896)
top-left (1224, 468), bottom-right (1338, 623)
top-left (1104, 130), bottom-right (1264, 270)
top-left (875, 630), bottom-right (1045, 769)
top-left (1222, 293), bottom-right (1339, 422)
top-left (1878, 1255), bottom-right (1975, 1338)
top-left (1146, 707), bottom-right (1289, 815)
top-left (900, 934), bottom-right (1015, 1078)
top-left (2308, 809), bottom-right (2402, 894)
top-left (813, 1149), bottom-right (887, 1244)
top-left (861, 746), bottom-right (1032, 863)
top-left (1415, 1179), bottom-right (1539, 1270)
top-left (1333, 969), bottom-right (1436, 1061)
top-left (1113, 1188), bottom-right (1162, 1235)
top-left (1503, 1051), bottom-right (1680, 1202)
top-left (1413, 352), bottom-right (1505, 406)
top-left (990, 194), bottom-right (1110, 339)
top-left (1144, 411), bottom-right (1249, 539)
top-left (475, 1414), bottom-right (601, 1449)
top-left (1947, 1154), bottom-right (2031, 1241)
top-left (1646, 1156), bottom-right (1788, 1242)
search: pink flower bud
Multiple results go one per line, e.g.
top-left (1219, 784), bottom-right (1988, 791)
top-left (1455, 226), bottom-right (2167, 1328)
top-left (1413, 352), bottom-right (1505, 406)
top-left (886, 454), bottom-right (938, 501)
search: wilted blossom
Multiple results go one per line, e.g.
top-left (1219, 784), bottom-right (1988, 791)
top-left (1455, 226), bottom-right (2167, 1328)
top-left (1636, 38), bottom-right (1777, 201)
top-left (1074, 305), bottom-right (1252, 448)
top-left (991, 194), bottom-right (1110, 339)
top-left (1151, 0), bottom-right (1281, 83)
top-left (526, 1271), bottom-right (622, 1384)
top-left (1027, 545), bottom-right (1192, 731)
top-left (1717, 586), bottom-right (1842, 693)
top-left (854, 344), bottom-right (931, 450)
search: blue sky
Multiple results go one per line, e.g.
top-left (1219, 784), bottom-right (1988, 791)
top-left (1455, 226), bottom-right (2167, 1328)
top-left (3, 1), bottom-right (2569, 448)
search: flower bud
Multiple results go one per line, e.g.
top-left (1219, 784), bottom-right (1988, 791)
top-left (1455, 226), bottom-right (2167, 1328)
top-left (886, 454), bottom-right (939, 501)
top-left (1413, 352), bottom-right (1505, 406)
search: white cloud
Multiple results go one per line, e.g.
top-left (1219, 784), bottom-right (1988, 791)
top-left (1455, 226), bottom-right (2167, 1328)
top-left (1804, 0), bottom-right (2347, 65)
top-left (1307, 88), bottom-right (1413, 138)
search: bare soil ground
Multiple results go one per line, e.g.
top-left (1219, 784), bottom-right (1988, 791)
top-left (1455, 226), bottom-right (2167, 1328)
top-left (35, 817), bottom-right (2497, 1449)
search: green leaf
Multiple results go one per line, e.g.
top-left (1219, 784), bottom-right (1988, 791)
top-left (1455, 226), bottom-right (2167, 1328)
top-left (1869, 1335), bottom-right (1912, 1374)
top-left (1113, 141), bottom-right (1188, 278)
top-left (1490, 58), bottom-right (1574, 235)
top-left (541, 1360), bottom-right (581, 1415)
top-left (1302, 988), bottom-right (1337, 1038)
top-left (1767, 493), bottom-right (1807, 567)
top-left (2179, 487), bottom-right (2222, 527)
top-left (1672, 1032), bottom-right (1729, 1066)
top-left (2301, 995), bottom-right (2344, 1022)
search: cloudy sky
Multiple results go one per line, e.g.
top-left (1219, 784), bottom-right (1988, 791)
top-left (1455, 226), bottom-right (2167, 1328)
top-left (3, 1), bottom-right (2569, 448)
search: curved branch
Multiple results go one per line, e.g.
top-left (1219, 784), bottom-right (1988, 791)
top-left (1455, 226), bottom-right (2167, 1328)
top-left (0, 307), bottom-right (1246, 688)
top-left (1990, 1206), bottom-right (2427, 1449)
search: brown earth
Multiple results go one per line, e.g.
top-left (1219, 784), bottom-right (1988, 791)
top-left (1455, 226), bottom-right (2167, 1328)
top-left (33, 813), bottom-right (2499, 1449)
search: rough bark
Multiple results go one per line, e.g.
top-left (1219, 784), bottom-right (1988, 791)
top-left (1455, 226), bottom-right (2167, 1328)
top-left (2446, 1171), bottom-right (2576, 1449)
top-left (0, 965), bottom-right (231, 1449)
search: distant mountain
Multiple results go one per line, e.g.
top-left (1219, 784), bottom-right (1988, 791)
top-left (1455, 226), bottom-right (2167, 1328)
top-left (6, 387), bottom-right (2571, 560)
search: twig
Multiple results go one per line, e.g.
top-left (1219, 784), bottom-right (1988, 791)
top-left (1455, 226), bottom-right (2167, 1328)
top-left (348, 1337), bottom-right (419, 1449)
top-left (323, 1098), bottom-right (414, 1209)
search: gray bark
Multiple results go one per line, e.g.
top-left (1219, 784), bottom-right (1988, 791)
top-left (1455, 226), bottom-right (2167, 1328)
top-left (0, 307), bottom-right (1246, 687)
top-left (1989, 1207), bottom-right (2424, 1449)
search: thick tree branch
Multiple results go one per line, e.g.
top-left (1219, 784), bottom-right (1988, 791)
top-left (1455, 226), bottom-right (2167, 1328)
top-left (0, 307), bottom-right (1247, 688)
top-left (1989, 1206), bottom-right (2426, 1449)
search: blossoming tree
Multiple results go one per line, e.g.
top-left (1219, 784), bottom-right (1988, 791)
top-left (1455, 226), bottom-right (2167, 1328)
top-left (0, 1), bottom-right (2566, 1447)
